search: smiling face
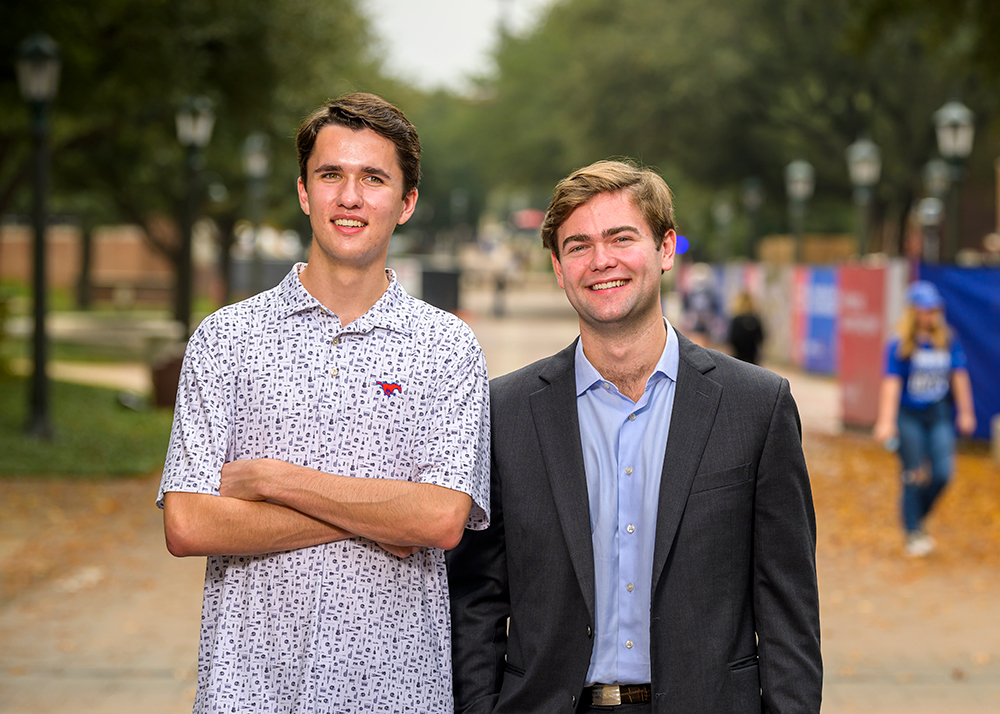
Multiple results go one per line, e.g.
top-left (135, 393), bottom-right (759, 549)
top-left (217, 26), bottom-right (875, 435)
top-left (552, 190), bottom-right (675, 335)
top-left (297, 123), bottom-right (417, 275)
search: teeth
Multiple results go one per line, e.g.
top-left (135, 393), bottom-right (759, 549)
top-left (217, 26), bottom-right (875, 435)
top-left (334, 219), bottom-right (366, 227)
top-left (590, 280), bottom-right (628, 291)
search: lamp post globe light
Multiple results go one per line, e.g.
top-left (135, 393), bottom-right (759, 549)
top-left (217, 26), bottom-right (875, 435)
top-left (17, 33), bottom-right (61, 439)
top-left (933, 100), bottom-right (974, 261)
top-left (175, 96), bottom-right (215, 337)
top-left (846, 136), bottom-right (881, 257)
top-left (785, 159), bottom-right (815, 263)
top-left (243, 131), bottom-right (271, 296)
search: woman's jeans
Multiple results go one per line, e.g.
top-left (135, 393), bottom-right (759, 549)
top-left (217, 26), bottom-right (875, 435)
top-left (897, 401), bottom-right (955, 534)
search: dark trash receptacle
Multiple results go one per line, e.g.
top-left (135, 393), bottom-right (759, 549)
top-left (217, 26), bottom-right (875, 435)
top-left (422, 268), bottom-right (460, 312)
top-left (151, 350), bottom-right (185, 408)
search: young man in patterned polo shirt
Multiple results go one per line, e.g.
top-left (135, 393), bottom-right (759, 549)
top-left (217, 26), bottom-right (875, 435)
top-left (158, 93), bottom-right (490, 712)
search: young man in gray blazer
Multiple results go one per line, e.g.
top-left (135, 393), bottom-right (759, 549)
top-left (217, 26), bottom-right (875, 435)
top-left (447, 159), bottom-right (821, 713)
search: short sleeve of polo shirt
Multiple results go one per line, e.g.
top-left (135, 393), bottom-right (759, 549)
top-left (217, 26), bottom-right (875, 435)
top-left (157, 313), bottom-right (237, 507)
top-left (407, 320), bottom-right (491, 530)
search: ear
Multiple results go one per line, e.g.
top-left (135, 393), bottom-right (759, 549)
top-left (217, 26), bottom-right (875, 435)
top-left (551, 251), bottom-right (566, 290)
top-left (297, 177), bottom-right (310, 215)
top-left (397, 188), bottom-right (419, 225)
top-left (660, 229), bottom-right (676, 273)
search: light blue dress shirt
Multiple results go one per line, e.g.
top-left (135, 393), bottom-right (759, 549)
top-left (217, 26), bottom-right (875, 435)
top-left (575, 320), bottom-right (679, 685)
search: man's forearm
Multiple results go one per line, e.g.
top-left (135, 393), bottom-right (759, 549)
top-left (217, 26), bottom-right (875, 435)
top-left (220, 459), bottom-right (472, 550)
top-left (163, 491), bottom-right (353, 557)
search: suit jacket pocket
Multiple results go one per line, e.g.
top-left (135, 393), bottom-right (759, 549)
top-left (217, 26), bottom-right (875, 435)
top-left (729, 655), bottom-right (761, 713)
top-left (504, 662), bottom-right (525, 678)
top-left (690, 463), bottom-right (751, 494)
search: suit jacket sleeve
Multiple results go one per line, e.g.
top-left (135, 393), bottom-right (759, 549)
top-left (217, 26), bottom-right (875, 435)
top-left (755, 378), bottom-right (823, 713)
top-left (447, 445), bottom-right (509, 714)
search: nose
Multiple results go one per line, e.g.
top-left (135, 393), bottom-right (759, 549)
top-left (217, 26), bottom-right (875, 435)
top-left (590, 242), bottom-right (617, 270)
top-left (338, 178), bottom-right (363, 209)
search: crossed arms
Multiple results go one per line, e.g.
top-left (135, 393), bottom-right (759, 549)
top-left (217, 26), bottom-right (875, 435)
top-left (161, 318), bottom-right (486, 561)
top-left (164, 460), bottom-right (472, 558)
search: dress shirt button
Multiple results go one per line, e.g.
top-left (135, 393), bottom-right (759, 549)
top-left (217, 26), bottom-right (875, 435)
top-left (626, 524), bottom-right (635, 534)
top-left (603, 382), bottom-right (611, 390)
top-left (625, 466), bottom-right (633, 475)
top-left (626, 639), bottom-right (634, 649)
top-left (626, 582), bottom-right (634, 592)
top-left (330, 367), bottom-right (339, 376)
top-left (628, 413), bottom-right (636, 421)
top-left (332, 337), bottom-right (339, 346)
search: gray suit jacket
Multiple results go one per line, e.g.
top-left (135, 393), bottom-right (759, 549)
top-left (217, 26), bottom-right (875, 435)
top-left (447, 334), bottom-right (822, 713)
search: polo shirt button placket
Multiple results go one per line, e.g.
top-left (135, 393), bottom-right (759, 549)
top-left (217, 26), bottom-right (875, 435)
top-left (329, 333), bottom-right (341, 378)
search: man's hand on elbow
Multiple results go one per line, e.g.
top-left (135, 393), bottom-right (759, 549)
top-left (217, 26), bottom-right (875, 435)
top-left (219, 458), bottom-right (281, 501)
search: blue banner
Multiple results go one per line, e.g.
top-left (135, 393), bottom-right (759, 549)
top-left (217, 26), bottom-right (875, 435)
top-left (920, 265), bottom-right (1000, 440)
top-left (803, 267), bottom-right (838, 374)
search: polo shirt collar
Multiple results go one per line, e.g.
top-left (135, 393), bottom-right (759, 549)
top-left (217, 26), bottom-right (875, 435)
top-left (275, 263), bottom-right (414, 336)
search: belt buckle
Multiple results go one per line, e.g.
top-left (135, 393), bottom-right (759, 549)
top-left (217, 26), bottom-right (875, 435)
top-left (591, 684), bottom-right (622, 706)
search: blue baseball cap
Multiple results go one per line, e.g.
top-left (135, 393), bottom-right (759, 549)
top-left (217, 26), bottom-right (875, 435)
top-left (907, 281), bottom-right (943, 310)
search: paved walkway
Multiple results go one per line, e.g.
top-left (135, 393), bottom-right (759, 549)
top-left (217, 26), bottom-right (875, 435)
top-left (2, 281), bottom-right (997, 713)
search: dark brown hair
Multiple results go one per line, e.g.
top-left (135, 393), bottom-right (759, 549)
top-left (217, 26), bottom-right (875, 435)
top-left (296, 93), bottom-right (421, 196)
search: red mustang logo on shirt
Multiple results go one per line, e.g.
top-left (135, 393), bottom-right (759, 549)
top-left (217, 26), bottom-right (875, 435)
top-left (376, 381), bottom-right (402, 396)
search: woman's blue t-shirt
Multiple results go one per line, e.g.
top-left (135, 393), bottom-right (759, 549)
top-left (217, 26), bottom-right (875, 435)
top-left (885, 336), bottom-right (967, 411)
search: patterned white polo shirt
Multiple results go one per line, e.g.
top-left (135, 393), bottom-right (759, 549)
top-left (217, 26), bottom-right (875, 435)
top-left (157, 264), bottom-right (490, 713)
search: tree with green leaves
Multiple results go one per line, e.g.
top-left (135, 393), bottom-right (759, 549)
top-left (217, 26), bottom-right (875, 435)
top-left (2, 0), bottom-right (386, 315)
top-left (469, 0), bottom-right (996, 256)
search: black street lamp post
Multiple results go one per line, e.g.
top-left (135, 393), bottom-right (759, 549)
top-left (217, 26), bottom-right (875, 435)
top-left (933, 100), bottom-right (974, 261)
top-left (711, 194), bottom-right (734, 262)
top-left (846, 136), bottom-right (881, 257)
top-left (741, 177), bottom-right (763, 260)
top-left (17, 33), bottom-right (61, 438)
top-left (919, 159), bottom-right (950, 263)
top-left (785, 160), bottom-right (815, 263)
top-left (175, 97), bottom-right (215, 337)
top-left (917, 197), bottom-right (944, 263)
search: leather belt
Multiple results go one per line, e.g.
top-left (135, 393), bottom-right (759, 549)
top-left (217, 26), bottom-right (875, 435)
top-left (586, 683), bottom-right (652, 706)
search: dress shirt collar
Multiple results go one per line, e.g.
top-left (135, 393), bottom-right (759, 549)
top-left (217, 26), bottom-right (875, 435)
top-left (275, 262), bottom-right (414, 336)
top-left (574, 318), bottom-right (679, 397)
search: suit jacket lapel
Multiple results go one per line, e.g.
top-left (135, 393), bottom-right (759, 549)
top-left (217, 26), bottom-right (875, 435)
top-left (529, 340), bottom-right (597, 621)
top-left (651, 336), bottom-right (722, 588)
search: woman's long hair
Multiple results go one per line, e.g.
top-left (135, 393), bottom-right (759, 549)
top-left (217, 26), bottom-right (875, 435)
top-left (895, 306), bottom-right (951, 359)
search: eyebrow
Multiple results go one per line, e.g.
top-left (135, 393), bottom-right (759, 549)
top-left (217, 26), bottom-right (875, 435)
top-left (560, 224), bottom-right (641, 250)
top-left (313, 164), bottom-right (394, 182)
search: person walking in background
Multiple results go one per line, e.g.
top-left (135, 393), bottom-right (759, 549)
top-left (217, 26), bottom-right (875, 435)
top-left (726, 290), bottom-right (765, 364)
top-left (158, 93), bottom-right (490, 712)
top-left (873, 280), bottom-right (976, 558)
top-left (681, 262), bottom-right (721, 347)
top-left (448, 159), bottom-right (821, 713)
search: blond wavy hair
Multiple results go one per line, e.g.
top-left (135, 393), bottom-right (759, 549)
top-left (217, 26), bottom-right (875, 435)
top-left (894, 306), bottom-right (951, 359)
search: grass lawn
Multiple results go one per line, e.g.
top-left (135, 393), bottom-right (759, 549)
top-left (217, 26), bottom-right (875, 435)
top-left (0, 375), bottom-right (173, 477)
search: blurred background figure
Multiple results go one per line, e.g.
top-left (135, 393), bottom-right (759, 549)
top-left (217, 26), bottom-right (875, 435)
top-left (872, 281), bottom-right (977, 558)
top-left (681, 262), bottom-right (721, 347)
top-left (727, 290), bottom-right (765, 364)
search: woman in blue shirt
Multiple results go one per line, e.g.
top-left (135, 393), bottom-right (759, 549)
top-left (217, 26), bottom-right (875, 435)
top-left (873, 281), bottom-right (976, 557)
